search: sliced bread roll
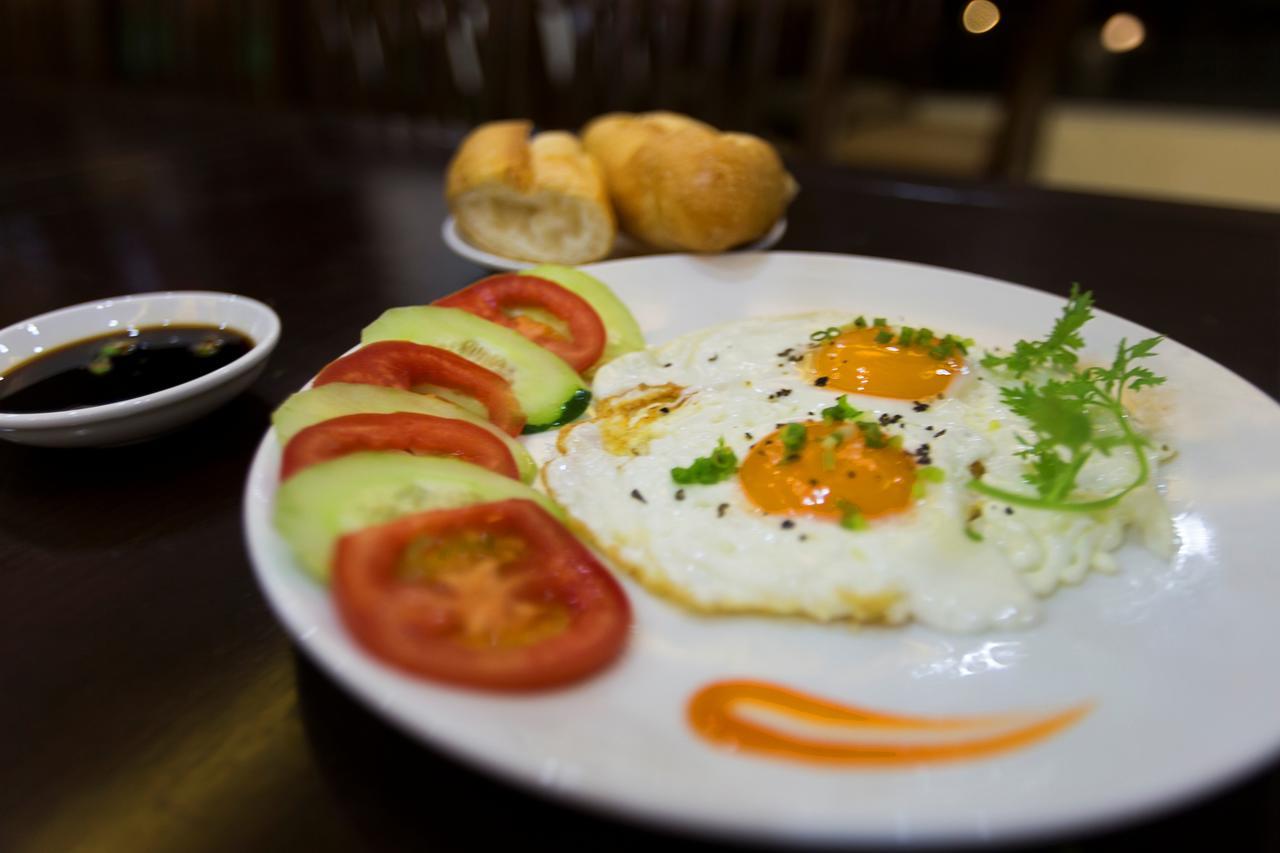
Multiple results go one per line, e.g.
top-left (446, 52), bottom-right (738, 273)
top-left (582, 112), bottom-right (797, 254)
top-left (446, 120), bottom-right (616, 264)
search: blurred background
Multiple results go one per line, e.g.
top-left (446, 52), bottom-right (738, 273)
top-left (2, 0), bottom-right (1278, 211)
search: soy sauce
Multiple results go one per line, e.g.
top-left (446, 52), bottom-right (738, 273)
top-left (0, 325), bottom-right (254, 414)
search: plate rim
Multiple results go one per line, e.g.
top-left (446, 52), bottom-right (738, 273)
top-left (244, 250), bottom-right (1280, 847)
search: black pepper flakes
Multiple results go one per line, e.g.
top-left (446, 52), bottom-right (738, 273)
top-left (659, 406), bottom-right (670, 414)
top-left (630, 489), bottom-right (646, 503)
top-left (781, 520), bottom-right (796, 529)
top-left (777, 348), bottom-right (794, 358)
top-left (708, 354), bottom-right (719, 362)
top-left (716, 503), bottom-right (729, 518)
top-left (745, 432), bottom-right (753, 440)
top-left (814, 376), bottom-right (830, 387)
top-left (799, 534), bottom-right (809, 542)
top-left (912, 401), bottom-right (930, 412)
top-left (1004, 506), bottom-right (1014, 515)
top-left (934, 429), bottom-right (947, 438)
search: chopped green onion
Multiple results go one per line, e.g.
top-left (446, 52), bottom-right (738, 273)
top-left (873, 317), bottom-right (887, 328)
top-left (781, 423), bottom-right (808, 460)
top-left (820, 432), bottom-right (844, 470)
top-left (898, 327), bottom-right (915, 347)
top-left (672, 438), bottom-right (739, 485)
top-left (964, 527), bottom-right (984, 542)
top-left (918, 466), bottom-right (946, 483)
top-left (853, 315), bottom-right (867, 328)
top-left (874, 330), bottom-right (894, 345)
top-left (99, 340), bottom-right (133, 358)
top-left (821, 446), bottom-right (837, 470)
top-left (837, 500), bottom-right (868, 531)
top-left (917, 328), bottom-right (933, 345)
top-left (856, 421), bottom-right (887, 448)
top-left (192, 338), bottom-right (222, 357)
top-left (821, 395), bottom-right (863, 423)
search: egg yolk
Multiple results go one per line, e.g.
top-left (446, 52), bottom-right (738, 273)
top-left (739, 421), bottom-right (916, 522)
top-left (808, 326), bottom-right (965, 400)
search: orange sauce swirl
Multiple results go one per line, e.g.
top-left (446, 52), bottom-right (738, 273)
top-left (688, 680), bottom-right (1090, 766)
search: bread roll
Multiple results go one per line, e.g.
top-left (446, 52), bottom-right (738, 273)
top-left (446, 120), bottom-right (616, 264)
top-left (582, 112), bottom-right (797, 253)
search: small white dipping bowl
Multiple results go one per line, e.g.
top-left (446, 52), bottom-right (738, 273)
top-left (0, 291), bottom-right (280, 448)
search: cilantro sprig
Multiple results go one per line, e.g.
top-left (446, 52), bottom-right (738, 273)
top-left (672, 438), bottom-right (739, 485)
top-left (969, 287), bottom-right (1165, 512)
top-left (981, 284), bottom-right (1094, 377)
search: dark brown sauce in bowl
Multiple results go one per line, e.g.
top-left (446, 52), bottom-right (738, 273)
top-left (0, 325), bottom-right (254, 414)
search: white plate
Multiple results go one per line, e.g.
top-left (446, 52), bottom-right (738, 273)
top-left (441, 215), bottom-right (787, 271)
top-left (244, 252), bottom-right (1280, 847)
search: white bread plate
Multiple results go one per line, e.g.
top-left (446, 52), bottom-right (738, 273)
top-left (442, 214), bottom-right (787, 272)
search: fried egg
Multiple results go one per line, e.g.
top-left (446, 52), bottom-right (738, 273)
top-left (541, 312), bottom-right (1173, 632)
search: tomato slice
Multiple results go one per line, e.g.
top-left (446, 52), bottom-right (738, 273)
top-left (279, 412), bottom-right (521, 481)
top-left (313, 341), bottom-right (525, 435)
top-left (333, 499), bottom-right (630, 690)
top-left (435, 274), bottom-right (606, 373)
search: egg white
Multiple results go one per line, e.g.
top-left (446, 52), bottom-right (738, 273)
top-left (540, 312), bottom-right (1174, 632)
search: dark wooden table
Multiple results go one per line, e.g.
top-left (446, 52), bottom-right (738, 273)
top-left (3, 89), bottom-right (1279, 853)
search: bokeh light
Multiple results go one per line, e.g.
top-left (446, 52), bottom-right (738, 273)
top-left (1102, 13), bottom-right (1146, 53)
top-left (962, 1), bottom-right (1001, 35)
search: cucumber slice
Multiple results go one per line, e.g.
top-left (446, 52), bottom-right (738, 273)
top-left (271, 382), bottom-right (537, 483)
top-left (274, 451), bottom-right (564, 581)
top-left (361, 306), bottom-right (590, 433)
top-left (522, 265), bottom-right (645, 368)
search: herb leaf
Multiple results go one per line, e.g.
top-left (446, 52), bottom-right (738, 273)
top-left (672, 438), bottom-right (739, 485)
top-left (969, 294), bottom-right (1166, 512)
top-left (981, 283), bottom-right (1095, 377)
